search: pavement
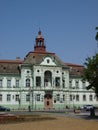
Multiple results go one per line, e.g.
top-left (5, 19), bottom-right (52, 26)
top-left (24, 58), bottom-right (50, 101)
top-left (0, 109), bottom-right (98, 121)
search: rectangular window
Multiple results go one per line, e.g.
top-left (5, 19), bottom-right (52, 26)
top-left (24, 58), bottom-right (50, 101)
top-left (55, 77), bottom-right (60, 87)
top-left (76, 95), bottom-right (79, 101)
top-left (70, 95), bottom-right (73, 101)
top-left (7, 80), bottom-right (11, 88)
top-left (63, 94), bottom-right (65, 101)
top-left (89, 95), bottom-right (93, 101)
top-left (47, 101), bottom-right (49, 105)
top-left (96, 96), bottom-right (98, 101)
top-left (56, 94), bottom-right (60, 101)
top-left (0, 94), bottom-right (2, 101)
top-left (0, 79), bottom-right (2, 87)
top-left (36, 77), bottom-right (41, 87)
top-left (26, 79), bottom-right (30, 87)
top-left (26, 94), bottom-right (30, 102)
top-left (36, 94), bottom-right (40, 101)
top-left (15, 94), bottom-right (19, 101)
top-left (69, 80), bottom-right (72, 88)
top-left (83, 95), bottom-right (86, 101)
top-left (62, 79), bottom-right (65, 88)
top-left (76, 81), bottom-right (79, 89)
top-left (82, 81), bottom-right (86, 89)
top-left (16, 80), bottom-right (19, 87)
top-left (7, 94), bottom-right (11, 101)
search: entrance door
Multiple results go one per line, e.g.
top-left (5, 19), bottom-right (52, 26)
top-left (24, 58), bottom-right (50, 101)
top-left (44, 94), bottom-right (53, 109)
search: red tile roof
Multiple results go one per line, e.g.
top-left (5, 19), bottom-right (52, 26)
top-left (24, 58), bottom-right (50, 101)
top-left (0, 59), bottom-right (23, 74)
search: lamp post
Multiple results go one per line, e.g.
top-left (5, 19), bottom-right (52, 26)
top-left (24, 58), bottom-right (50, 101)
top-left (18, 98), bottom-right (21, 109)
top-left (34, 94), bottom-right (36, 110)
top-left (18, 89), bottom-right (21, 109)
top-left (73, 95), bottom-right (75, 109)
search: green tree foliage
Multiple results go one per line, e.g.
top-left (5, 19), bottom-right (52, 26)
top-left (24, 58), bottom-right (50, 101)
top-left (83, 54), bottom-right (98, 97)
top-left (83, 27), bottom-right (98, 97)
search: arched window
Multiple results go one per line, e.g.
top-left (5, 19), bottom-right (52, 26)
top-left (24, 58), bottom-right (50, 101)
top-left (26, 78), bottom-right (30, 87)
top-left (44, 71), bottom-right (52, 87)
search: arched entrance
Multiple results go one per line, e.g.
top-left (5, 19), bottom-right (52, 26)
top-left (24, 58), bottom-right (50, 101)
top-left (44, 93), bottom-right (53, 109)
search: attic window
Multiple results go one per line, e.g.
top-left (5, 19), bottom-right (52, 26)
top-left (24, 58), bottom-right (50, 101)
top-left (3, 67), bottom-right (6, 70)
top-left (47, 59), bottom-right (50, 63)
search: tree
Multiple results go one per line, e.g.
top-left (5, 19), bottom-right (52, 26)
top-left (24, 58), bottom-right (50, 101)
top-left (83, 54), bottom-right (98, 97)
top-left (83, 27), bottom-right (98, 97)
top-left (83, 54), bottom-right (98, 117)
top-left (82, 27), bottom-right (98, 117)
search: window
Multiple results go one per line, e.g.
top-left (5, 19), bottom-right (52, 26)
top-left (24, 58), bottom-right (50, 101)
top-left (62, 79), bottom-right (65, 88)
top-left (89, 95), bottom-right (93, 101)
top-left (47, 59), bottom-right (50, 63)
top-left (26, 79), bottom-right (30, 87)
top-left (82, 81), bottom-right (86, 89)
top-left (69, 80), bottom-right (72, 88)
top-left (37, 70), bottom-right (40, 72)
top-left (26, 94), bottom-right (30, 102)
top-left (36, 94), bottom-right (40, 101)
top-left (36, 77), bottom-right (41, 86)
top-left (83, 95), bottom-right (86, 101)
top-left (55, 77), bottom-right (60, 87)
top-left (7, 80), bottom-right (11, 88)
top-left (0, 94), bottom-right (2, 101)
top-left (56, 71), bottom-right (59, 73)
top-left (76, 80), bottom-right (79, 89)
top-left (56, 94), bottom-right (60, 101)
top-left (0, 79), bottom-right (2, 87)
top-left (7, 94), bottom-right (11, 101)
top-left (47, 101), bottom-right (49, 105)
top-left (76, 95), bottom-right (79, 101)
top-left (63, 94), bottom-right (65, 101)
top-left (70, 95), bottom-right (73, 101)
top-left (27, 70), bottom-right (30, 73)
top-left (16, 80), bottom-right (19, 87)
top-left (15, 94), bottom-right (19, 101)
top-left (96, 96), bottom-right (98, 101)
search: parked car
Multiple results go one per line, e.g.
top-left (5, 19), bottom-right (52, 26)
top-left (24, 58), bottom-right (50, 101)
top-left (0, 106), bottom-right (10, 111)
top-left (81, 105), bottom-right (92, 111)
top-left (81, 105), bottom-right (97, 111)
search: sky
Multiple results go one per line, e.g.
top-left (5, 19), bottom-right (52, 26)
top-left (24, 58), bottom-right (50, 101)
top-left (0, 0), bottom-right (98, 65)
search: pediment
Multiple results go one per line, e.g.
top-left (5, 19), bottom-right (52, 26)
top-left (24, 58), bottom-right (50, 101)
top-left (40, 56), bottom-right (56, 66)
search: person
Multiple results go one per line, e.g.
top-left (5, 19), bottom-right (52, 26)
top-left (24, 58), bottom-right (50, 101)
top-left (90, 107), bottom-right (95, 117)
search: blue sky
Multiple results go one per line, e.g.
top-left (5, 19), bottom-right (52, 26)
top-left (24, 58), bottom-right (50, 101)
top-left (0, 0), bottom-right (98, 65)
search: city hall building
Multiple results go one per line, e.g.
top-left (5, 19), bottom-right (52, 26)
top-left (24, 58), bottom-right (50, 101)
top-left (0, 31), bottom-right (98, 110)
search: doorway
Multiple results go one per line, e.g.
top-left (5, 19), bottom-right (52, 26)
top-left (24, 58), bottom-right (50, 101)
top-left (44, 94), bottom-right (53, 109)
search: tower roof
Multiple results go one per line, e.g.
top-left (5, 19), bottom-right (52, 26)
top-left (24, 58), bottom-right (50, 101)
top-left (36, 30), bottom-right (43, 38)
top-left (34, 30), bottom-right (46, 52)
